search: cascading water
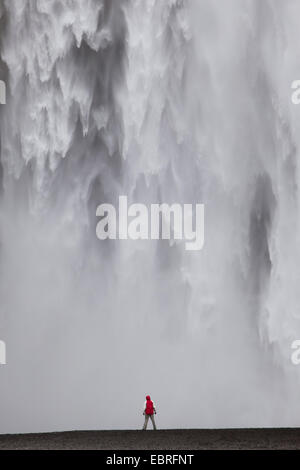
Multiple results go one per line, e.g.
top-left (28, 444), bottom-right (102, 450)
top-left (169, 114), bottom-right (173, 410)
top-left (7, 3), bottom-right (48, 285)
top-left (0, 0), bottom-right (300, 433)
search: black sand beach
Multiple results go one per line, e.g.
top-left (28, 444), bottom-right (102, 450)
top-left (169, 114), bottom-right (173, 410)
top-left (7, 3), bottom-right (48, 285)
top-left (0, 428), bottom-right (300, 450)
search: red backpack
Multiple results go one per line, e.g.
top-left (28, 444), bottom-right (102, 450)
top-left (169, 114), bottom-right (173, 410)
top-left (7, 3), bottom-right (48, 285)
top-left (145, 399), bottom-right (154, 415)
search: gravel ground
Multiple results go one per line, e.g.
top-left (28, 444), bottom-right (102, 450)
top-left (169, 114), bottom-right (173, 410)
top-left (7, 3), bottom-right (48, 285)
top-left (0, 428), bottom-right (300, 450)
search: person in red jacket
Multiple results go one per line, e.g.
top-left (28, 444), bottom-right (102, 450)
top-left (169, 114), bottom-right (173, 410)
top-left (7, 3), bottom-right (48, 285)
top-left (142, 395), bottom-right (157, 430)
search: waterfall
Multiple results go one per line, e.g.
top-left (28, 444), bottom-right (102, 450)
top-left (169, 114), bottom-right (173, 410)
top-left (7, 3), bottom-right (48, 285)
top-left (0, 0), bottom-right (300, 433)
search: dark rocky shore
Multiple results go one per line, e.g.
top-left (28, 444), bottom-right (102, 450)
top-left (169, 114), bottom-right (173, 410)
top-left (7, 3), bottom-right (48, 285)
top-left (0, 428), bottom-right (300, 450)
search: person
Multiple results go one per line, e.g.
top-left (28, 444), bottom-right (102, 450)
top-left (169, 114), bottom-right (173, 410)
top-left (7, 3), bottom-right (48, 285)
top-left (142, 395), bottom-right (157, 430)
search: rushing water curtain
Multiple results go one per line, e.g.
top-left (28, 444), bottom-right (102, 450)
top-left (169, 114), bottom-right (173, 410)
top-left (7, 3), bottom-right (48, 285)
top-left (0, 0), bottom-right (300, 432)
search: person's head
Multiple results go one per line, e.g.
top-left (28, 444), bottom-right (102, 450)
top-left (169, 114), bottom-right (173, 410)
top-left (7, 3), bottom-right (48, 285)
top-left (146, 395), bottom-right (151, 400)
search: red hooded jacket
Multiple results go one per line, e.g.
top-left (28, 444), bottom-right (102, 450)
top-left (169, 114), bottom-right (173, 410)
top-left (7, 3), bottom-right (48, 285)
top-left (145, 395), bottom-right (155, 415)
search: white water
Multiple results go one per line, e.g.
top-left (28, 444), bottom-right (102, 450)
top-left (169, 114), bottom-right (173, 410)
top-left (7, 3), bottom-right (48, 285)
top-left (1, 0), bottom-right (300, 433)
